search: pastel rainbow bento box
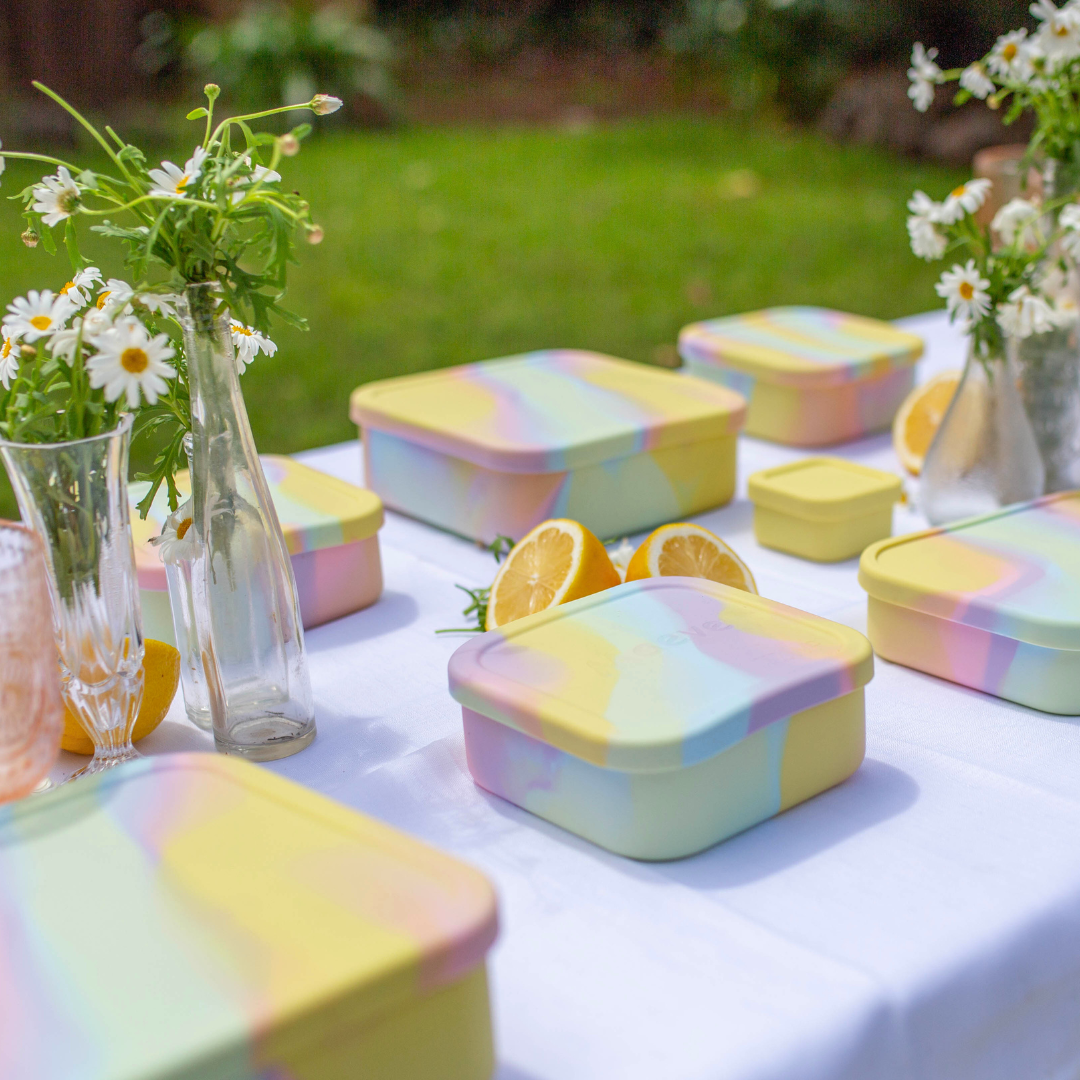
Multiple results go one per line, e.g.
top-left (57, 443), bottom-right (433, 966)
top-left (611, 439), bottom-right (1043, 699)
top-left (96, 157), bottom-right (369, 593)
top-left (677, 307), bottom-right (923, 446)
top-left (350, 349), bottom-right (746, 543)
top-left (449, 577), bottom-right (873, 860)
top-left (0, 754), bottom-right (498, 1080)
top-left (130, 454), bottom-right (384, 645)
top-left (860, 491), bottom-right (1080, 714)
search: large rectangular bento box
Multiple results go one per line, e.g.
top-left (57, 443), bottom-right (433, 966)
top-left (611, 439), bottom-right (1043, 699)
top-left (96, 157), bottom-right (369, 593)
top-left (678, 307), bottom-right (923, 447)
top-left (859, 492), bottom-right (1080, 714)
top-left (350, 349), bottom-right (746, 543)
top-left (0, 754), bottom-right (499, 1080)
top-left (449, 577), bottom-right (873, 860)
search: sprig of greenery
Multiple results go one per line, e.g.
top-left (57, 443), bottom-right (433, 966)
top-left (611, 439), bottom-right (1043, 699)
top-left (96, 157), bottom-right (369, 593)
top-left (436, 535), bottom-right (515, 634)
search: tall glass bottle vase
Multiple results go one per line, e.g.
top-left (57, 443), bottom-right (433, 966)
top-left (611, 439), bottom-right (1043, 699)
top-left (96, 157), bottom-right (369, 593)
top-left (179, 283), bottom-right (315, 759)
top-left (0, 415), bottom-right (144, 777)
top-left (920, 339), bottom-right (1045, 526)
top-left (1016, 156), bottom-right (1080, 492)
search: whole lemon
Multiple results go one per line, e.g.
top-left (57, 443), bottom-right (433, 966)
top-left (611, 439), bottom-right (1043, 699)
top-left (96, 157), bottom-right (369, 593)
top-left (61, 639), bottom-right (181, 755)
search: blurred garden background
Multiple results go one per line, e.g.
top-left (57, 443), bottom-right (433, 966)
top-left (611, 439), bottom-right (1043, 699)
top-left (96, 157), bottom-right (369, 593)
top-left (0, 0), bottom-right (1039, 515)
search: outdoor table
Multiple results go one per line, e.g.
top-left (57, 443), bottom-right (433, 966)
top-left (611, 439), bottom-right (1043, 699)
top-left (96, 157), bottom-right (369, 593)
top-left (50, 310), bottom-right (1080, 1080)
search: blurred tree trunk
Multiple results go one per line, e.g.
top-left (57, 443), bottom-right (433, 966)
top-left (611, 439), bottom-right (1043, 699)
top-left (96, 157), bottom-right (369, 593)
top-left (4, 0), bottom-right (143, 108)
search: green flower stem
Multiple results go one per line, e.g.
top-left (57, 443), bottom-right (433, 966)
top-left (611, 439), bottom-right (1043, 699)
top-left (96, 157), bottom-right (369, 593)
top-left (208, 102), bottom-right (316, 149)
top-left (31, 82), bottom-right (131, 182)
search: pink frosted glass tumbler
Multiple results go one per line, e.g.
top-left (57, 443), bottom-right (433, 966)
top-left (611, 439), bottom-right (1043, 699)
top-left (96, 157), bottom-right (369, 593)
top-left (0, 522), bottom-right (63, 801)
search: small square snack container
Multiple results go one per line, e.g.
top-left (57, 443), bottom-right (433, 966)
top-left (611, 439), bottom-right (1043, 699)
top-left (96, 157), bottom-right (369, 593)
top-left (859, 492), bottom-right (1080, 715)
top-left (131, 454), bottom-right (384, 644)
top-left (449, 577), bottom-right (873, 860)
top-left (748, 457), bottom-right (902, 563)
top-left (677, 306), bottom-right (924, 447)
top-left (349, 349), bottom-right (746, 544)
top-left (0, 754), bottom-right (499, 1080)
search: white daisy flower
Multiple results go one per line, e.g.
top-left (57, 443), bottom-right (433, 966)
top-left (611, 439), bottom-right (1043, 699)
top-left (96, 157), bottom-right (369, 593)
top-left (908, 42), bottom-right (943, 112)
top-left (906, 190), bottom-right (947, 260)
top-left (95, 278), bottom-right (135, 315)
top-left (3, 290), bottom-right (76, 342)
top-left (58, 266), bottom-right (103, 308)
top-left (936, 178), bottom-right (993, 225)
top-left (1058, 204), bottom-right (1080, 260)
top-left (229, 320), bottom-right (277, 374)
top-left (86, 316), bottom-right (176, 407)
top-left (79, 307), bottom-right (115, 342)
top-left (137, 292), bottom-right (181, 318)
top-left (936, 260), bottom-right (992, 324)
top-left (997, 285), bottom-right (1057, 338)
top-left (1032, 0), bottom-right (1080, 66)
top-left (1039, 266), bottom-right (1080, 325)
top-left (147, 146), bottom-right (209, 199)
top-left (606, 538), bottom-right (634, 582)
top-left (230, 159), bottom-right (283, 205)
top-left (991, 198), bottom-right (1043, 247)
top-left (0, 327), bottom-right (19, 389)
top-left (988, 29), bottom-right (1034, 81)
top-left (49, 319), bottom-right (83, 363)
top-left (959, 63), bottom-right (995, 99)
top-left (150, 501), bottom-right (200, 565)
top-left (31, 167), bottom-right (82, 227)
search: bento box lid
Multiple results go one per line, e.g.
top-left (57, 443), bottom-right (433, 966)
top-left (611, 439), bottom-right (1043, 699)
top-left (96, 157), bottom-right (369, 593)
top-left (678, 307), bottom-right (924, 388)
top-left (748, 457), bottom-right (902, 523)
top-left (349, 350), bottom-right (747, 474)
top-left (0, 754), bottom-right (497, 1080)
top-left (130, 454), bottom-right (384, 591)
top-left (859, 492), bottom-right (1080, 651)
top-left (448, 577), bottom-right (873, 772)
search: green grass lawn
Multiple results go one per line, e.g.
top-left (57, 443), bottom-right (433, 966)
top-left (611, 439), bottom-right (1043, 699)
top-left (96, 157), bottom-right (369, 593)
top-left (0, 116), bottom-right (962, 518)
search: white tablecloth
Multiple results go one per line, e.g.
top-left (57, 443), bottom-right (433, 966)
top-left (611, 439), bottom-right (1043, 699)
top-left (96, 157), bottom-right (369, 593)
top-left (75, 311), bottom-right (1080, 1080)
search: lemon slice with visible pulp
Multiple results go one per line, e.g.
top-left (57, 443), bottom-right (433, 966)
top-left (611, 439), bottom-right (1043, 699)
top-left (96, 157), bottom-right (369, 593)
top-left (625, 522), bottom-right (757, 593)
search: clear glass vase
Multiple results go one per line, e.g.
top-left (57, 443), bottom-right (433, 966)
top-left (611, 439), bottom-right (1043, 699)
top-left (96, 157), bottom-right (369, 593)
top-left (179, 283), bottom-right (315, 759)
top-left (0, 415), bottom-right (144, 777)
top-left (920, 339), bottom-right (1045, 526)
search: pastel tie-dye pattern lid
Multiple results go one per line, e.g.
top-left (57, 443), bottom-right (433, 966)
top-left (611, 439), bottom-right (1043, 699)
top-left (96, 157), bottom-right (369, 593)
top-left (449, 578), bottom-right (873, 771)
top-left (349, 350), bottom-right (746, 474)
top-left (130, 454), bottom-right (384, 591)
top-left (860, 492), bottom-right (1080, 650)
top-left (0, 755), bottom-right (497, 1080)
top-left (678, 307), bottom-right (924, 388)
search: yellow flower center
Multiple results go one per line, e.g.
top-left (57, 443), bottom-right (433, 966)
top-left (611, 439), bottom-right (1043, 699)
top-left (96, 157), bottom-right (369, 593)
top-left (121, 347), bottom-right (149, 374)
top-left (1055, 23), bottom-right (1070, 37)
top-left (96, 291), bottom-right (111, 309)
top-left (29, 315), bottom-right (51, 331)
top-left (1003, 43), bottom-right (1018, 61)
top-left (176, 175), bottom-right (190, 192)
top-left (1, 340), bottom-right (11, 359)
top-left (233, 325), bottom-right (252, 336)
top-left (60, 281), bottom-right (74, 295)
top-left (176, 518), bottom-right (193, 540)
top-left (959, 282), bottom-right (975, 301)
top-left (951, 185), bottom-right (967, 199)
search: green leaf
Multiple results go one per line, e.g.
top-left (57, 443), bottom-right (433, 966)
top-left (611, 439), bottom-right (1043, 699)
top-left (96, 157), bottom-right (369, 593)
top-left (64, 218), bottom-right (88, 272)
top-left (40, 226), bottom-right (57, 255)
top-left (187, 107), bottom-right (209, 120)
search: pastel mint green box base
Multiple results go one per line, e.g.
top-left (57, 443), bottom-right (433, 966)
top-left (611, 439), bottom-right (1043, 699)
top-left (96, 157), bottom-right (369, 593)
top-left (363, 427), bottom-right (736, 544)
top-left (463, 691), bottom-right (865, 860)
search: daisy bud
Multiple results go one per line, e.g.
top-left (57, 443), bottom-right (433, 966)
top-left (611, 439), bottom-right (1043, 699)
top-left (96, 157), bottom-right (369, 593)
top-left (278, 133), bottom-right (301, 157)
top-left (20, 344), bottom-right (36, 358)
top-left (21, 227), bottom-right (39, 248)
top-left (204, 83), bottom-right (220, 101)
top-left (311, 94), bottom-right (343, 116)
top-left (306, 224), bottom-right (324, 245)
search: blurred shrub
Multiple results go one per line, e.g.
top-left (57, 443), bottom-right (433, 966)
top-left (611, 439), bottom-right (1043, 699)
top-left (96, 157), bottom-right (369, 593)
top-left (188, 1), bottom-right (396, 121)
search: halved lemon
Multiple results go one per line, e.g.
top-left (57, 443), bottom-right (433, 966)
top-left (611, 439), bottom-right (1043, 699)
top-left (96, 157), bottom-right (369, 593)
top-left (625, 522), bottom-right (757, 593)
top-left (892, 371), bottom-right (961, 476)
top-left (485, 519), bottom-right (622, 630)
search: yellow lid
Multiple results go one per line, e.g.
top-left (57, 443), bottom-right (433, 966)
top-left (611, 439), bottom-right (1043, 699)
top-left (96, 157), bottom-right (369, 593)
top-left (748, 458), bottom-right (902, 523)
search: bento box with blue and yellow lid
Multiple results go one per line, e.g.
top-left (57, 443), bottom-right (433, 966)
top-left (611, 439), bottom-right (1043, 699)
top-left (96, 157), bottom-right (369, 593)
top-left (677, 307), bottom-right (923, 447)
top-left (349, 349), bottom-right (746, 543)
top-left (448, 576), bottom-right (873, 860)
top-left (130, 453), bottom-right (384, 643)
top-left (0, 753), bottom-right (498, 1080)
top-left (859, 491), bottom-right (1080, 714)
